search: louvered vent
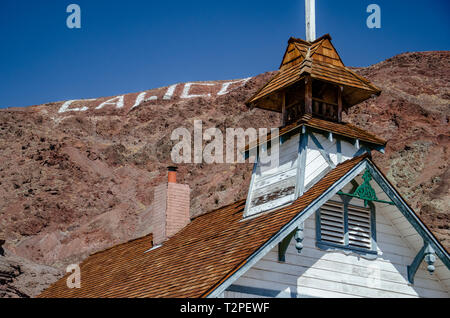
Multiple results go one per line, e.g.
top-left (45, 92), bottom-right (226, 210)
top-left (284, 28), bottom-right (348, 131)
top-left (319, 200), bottom-right (373, 251)
top-left (319, 201), bottom-right (345, 245)
top-left (347, 204), bottom-right (372, 249)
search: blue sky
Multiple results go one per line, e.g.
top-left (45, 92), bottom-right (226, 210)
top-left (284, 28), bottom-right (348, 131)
top-left (1, 0), bottom-right (449, 108)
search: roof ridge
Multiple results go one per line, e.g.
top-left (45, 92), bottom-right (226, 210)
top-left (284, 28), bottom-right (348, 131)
top-left (85, 233), bottom-right (153, 259)
top-left (79, 200), bottom-right (249, 261)
top-left (190, 199), bottom-right (247, 222)
top-left (288, 34), bottom-right (332, 45)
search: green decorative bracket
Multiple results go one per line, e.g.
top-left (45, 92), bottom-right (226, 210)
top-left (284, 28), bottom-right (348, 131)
top-left (338, 169), bottom-right (395, 206)
top-left (278, 224), bottom-right (304, 262)
top-left (407, 244), bottom-right (436, 284)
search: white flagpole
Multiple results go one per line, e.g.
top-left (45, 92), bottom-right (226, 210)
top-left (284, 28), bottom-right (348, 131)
top-left (305, 0), bottom-right (316, 42)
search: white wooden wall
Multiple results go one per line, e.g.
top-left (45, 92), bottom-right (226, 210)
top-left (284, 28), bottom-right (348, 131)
top-left (304, 132), bottom-right (355, 190)
top-left (246, 132), bottom-right (359, 216)
top-left (228, 181), bottom-right (450, 298)
top-left (246, 134), bottom-right (299, 215)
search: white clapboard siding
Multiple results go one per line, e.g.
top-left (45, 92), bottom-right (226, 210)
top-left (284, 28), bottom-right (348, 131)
top-left (304, 133), bottom-right (336, 189)
top-left (240, 269), bottom-right (420, 298)
top-left (252, 175), bottom-right (296, 199)
top-left (246, 134), bottom-right (300, 215)
top-left (244, 262), bottom-right (448, 298)
top-left (257, 152), bottom-right (298, 177)
top-left (371, 186), bottom-right (450, 289)
top-left (257, 134), bottom-right (299, 177)
top-left (231, 192), bottom-right (449, 298)
top-left (223, 290), bottom-right (269, 298)
top-left (304, 149), bottom-right (329, 186)
top-left (246, 133), bottom-right (366, 216)
top-left (252, 259), bottom-right (447, 297)
top-left (303, 133), bottom-right (359, 190)
top-left (312, 133), bottom-right (340, 166)
top-left (262, 251), bottom-right (444, 291)
top-left (230, 277), bottom-right (361, 298)
top-left (254, 167), bottom-right (297, 189)
top-left (231, 277), bottom-right (302, 298)
top-left (340, 139), bottom-right (358, 160)
top-left (267, 246), bottom-right (441, 283)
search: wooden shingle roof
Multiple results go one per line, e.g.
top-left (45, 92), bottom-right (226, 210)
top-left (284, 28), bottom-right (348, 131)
top-left (247, 34), bottom-right (381, 110)
top-left (243, 114), bottom-right (386, 154)
top-left (38, 155), bottom-right (367, 298)
top-left (280, 34), bottom-right (344, 70)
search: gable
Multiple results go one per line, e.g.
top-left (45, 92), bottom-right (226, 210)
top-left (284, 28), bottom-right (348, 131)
top-left (280, 42), bottom-right (308, 71)
top-left (280, 35), bottom-right (344, 71)
top-left (310, 38), bottom-right (344, 67)
top-left (224, 176), bottom-right (450, 298)
top-left (208, 159), bottom-right (450, 297)
top-left (227, 192), bottom-right (449, 297)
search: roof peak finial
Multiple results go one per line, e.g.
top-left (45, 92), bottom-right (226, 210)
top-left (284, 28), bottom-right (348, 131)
top-left (305, 0), bottom-right (316, 42)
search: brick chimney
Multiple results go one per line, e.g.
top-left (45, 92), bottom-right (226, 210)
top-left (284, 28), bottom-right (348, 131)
top-left (152, 167), bottom-right (190, 245)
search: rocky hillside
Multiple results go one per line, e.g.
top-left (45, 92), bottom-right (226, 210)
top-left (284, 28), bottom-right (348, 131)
top-left (0, 51), bottom-right (449, 297)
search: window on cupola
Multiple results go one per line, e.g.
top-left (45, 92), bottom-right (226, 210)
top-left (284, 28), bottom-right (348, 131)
top-left (311, 80), bottom-right (341, 122)
top-left (316, 196), bottom-right (377, 256)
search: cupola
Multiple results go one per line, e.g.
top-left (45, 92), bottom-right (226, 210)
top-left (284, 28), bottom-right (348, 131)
top-left (246, 34), bottom-right (381, 125)
top-left (242, 26), bottom-right (384, 217)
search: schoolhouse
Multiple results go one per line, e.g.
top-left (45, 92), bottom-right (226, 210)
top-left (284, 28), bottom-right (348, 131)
top-left (38, 30), bottom-right (450, 298)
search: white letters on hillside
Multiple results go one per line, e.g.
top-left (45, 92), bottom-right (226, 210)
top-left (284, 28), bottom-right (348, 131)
top-left (96, 95), bottom-right (124, 110)
top-left (131, 92), bottom-right (158, 110)
top-left (181, 83), bottom-right (214, 99)
top-left (58, 99), bottom-right (95, 113)
top-left (56, 78), bottom-right (252, 114)
top-left (217, 77), bottom-right (251, 96)
top-left (163, 84), bottom-right (178, 100)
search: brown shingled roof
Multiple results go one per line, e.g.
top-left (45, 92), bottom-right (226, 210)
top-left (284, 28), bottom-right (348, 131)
top-left (280, 34), bottom-right (344, 70)
top-left (247, 34), bottom-right (381, 110)
top-left (243, 114), bottom-right (386, 154)
top-left (247, 59), bottom-right (381, 109)
top-left (38, 155), bottom-right (367, 298)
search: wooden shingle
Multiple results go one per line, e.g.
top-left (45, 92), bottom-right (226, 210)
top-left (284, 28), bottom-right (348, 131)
top-left (38, 156), bottom-right (367, 298)
top-left (243, 114), bottom-right (386, 154)
top-left (247, 34), bottom-right (381, 111)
